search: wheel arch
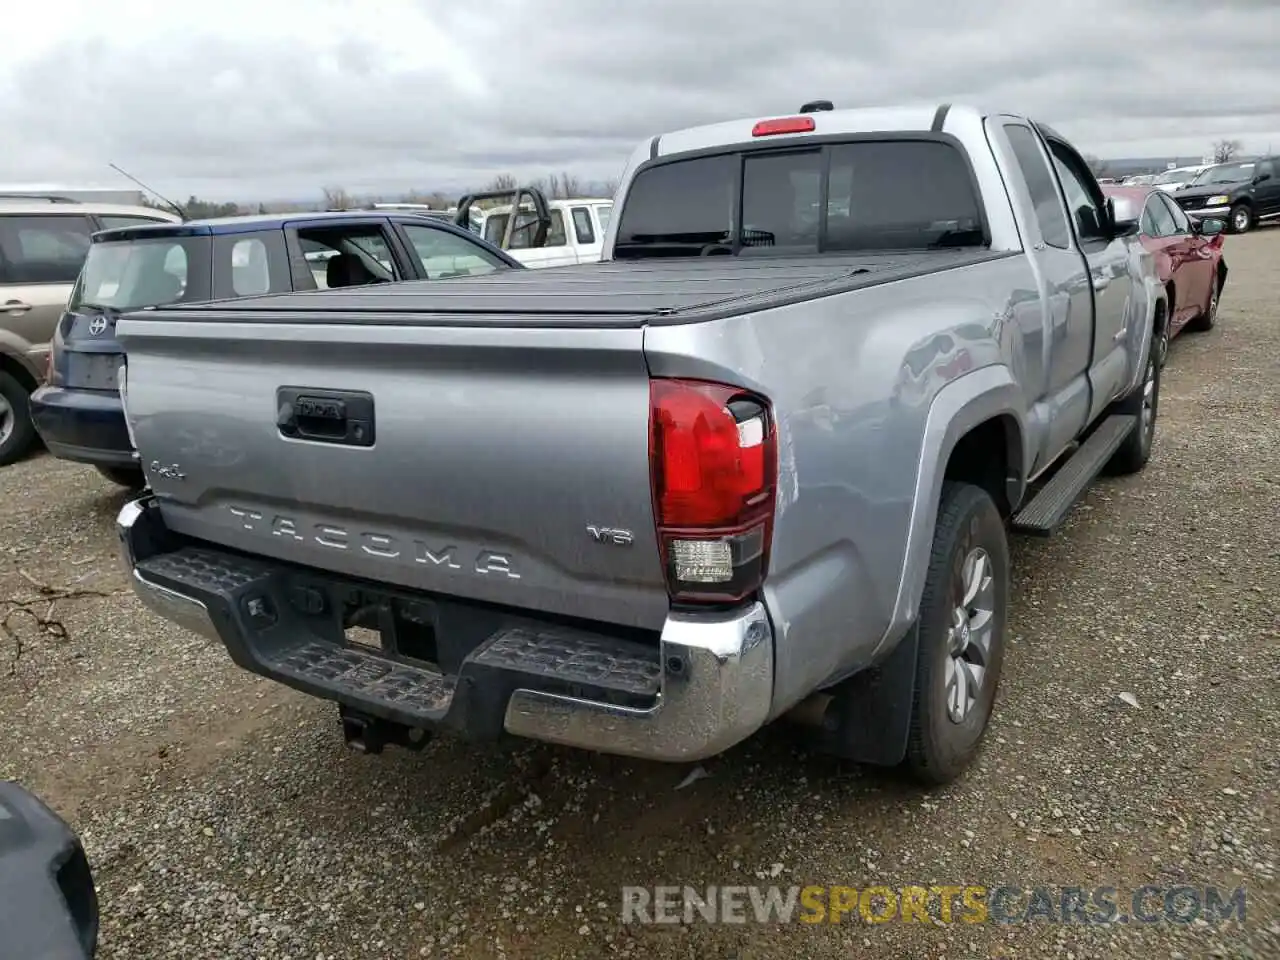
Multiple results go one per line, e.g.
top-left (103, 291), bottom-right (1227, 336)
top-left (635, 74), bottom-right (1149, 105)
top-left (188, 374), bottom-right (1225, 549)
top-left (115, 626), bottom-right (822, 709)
top-left (873, 365), bottom-right (1026, 662)
top-left (0, 352), bottom-right (39, 394)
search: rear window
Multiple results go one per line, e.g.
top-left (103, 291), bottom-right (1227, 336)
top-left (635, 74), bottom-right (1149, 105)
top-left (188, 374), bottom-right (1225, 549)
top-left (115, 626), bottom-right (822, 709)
top-left (483, 209), bottom-right (568, 248)
top-left (614, 140), bottom-right (986, 258)
top-left (71, 236), bottom-right (210, 311)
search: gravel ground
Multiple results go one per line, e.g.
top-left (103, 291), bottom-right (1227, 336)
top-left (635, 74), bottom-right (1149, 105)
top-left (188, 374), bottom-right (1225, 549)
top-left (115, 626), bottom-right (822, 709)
top-left (2, 229), bottom-right (1277, 959)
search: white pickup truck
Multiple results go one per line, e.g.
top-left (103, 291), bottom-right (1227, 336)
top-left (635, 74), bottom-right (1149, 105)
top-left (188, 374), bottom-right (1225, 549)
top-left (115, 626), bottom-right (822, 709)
top-left (476, 198), bottom-right (613, 268)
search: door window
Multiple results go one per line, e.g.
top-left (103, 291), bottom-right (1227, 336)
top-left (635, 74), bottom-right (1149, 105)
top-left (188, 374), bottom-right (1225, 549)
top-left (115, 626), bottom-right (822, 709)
top-left (296, 224), bottom-right (400, 289)
top-left (483, 209), bottom-right (567, 249)
top-left (1002, 124), bottom-right (1071, 249)
top-left (0, 215), bottom-right (94, 283)
top-left (1145, 196), bottom-right (1178, 237)
top-left (1157, 193), bottom-right (1190, 234)
top-left (400, 223), bottom-right (507, 279)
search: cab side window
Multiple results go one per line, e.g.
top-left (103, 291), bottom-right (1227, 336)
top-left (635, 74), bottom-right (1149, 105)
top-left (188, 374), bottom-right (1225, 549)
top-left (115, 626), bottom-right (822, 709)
top-left (1050, 150), bottom-right (1109, 243)
top-left (1002, 124), bottom-right (1071, 249)
top-left (570, 207), bottom-right (596, 245)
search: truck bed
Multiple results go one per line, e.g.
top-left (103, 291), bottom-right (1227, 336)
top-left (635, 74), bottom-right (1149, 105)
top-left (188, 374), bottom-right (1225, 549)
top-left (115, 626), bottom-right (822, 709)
top-left (140, 250), bottom-right (1010, 327)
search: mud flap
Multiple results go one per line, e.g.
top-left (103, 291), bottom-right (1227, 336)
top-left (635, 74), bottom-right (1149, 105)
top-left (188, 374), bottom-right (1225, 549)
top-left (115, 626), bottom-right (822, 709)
top-left (815, 625), bottom-right (920, 766)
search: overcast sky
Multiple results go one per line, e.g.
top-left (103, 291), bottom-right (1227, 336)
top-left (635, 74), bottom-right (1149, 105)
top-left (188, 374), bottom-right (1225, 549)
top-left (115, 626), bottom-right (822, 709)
top-left (2, 0), bottom-right (1277, 201)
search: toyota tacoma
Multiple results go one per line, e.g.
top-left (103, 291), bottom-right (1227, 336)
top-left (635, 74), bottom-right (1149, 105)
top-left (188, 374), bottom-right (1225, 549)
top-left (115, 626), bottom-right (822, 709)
top-left (114, 103), bottom-right (1165, 785)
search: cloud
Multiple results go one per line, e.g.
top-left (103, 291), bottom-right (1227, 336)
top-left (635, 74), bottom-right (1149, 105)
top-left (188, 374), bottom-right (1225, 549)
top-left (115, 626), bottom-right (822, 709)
top-left (1, 0), bottom-right (1276, 200)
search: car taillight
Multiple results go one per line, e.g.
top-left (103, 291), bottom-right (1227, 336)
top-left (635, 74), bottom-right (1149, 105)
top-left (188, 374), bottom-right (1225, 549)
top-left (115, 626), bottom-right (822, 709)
top-left (649, 378), bottom-right (776, 604)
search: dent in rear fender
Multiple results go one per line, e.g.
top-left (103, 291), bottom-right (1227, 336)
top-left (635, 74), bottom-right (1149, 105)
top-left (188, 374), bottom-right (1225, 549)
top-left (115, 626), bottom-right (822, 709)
top-left (872, 364), bottom-right (1026, 660)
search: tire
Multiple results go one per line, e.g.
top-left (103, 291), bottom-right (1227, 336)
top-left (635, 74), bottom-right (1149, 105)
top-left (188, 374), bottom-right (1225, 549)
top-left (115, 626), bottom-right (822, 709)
top-left (903, 482), bottom-right (1009, 786)
top-left (1105, 332), bottom-right (1161, 476)
top-left (95, 464), bottom-right (146, 489)
top-left (1154, 313), bottom-right (1172, 368)
top-left (1186, 274), bottom-right (1221, 333)
top-left (0, 371), bottom-right (37, 467)
top-left (1228, 203), bottom-right (1253, 234)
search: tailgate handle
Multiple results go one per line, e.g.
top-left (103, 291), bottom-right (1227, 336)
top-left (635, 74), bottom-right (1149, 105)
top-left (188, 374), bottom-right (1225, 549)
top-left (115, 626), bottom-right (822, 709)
top-left (277, 387), bottom-right (375, 447)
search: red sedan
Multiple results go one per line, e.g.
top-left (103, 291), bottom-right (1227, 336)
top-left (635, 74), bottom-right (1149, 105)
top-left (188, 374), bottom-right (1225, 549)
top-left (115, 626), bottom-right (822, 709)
top-left (1103, 185), bottom-right (1228, 366)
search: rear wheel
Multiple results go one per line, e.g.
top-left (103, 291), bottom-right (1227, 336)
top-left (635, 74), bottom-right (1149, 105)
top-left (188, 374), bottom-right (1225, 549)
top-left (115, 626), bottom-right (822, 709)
top-left (904, 482), bottom-right (1008, 786)
top-left (1228, 204), bottom-right (1253, 234)
top-left (1154, 315), bottom-right (1172, 367)
top-left (1186, 276), bottom-right (1221, 333)
top-left (95, 465), bottom-right (146, 489)
top-left (0, 371), bottom-right (37, 467)
top-left (1105, 332), bottom-right (1161, 476)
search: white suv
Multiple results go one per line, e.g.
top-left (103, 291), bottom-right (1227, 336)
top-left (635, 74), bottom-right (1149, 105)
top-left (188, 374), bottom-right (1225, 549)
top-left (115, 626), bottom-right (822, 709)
top-left (0, 195), bottom-right (179, 465)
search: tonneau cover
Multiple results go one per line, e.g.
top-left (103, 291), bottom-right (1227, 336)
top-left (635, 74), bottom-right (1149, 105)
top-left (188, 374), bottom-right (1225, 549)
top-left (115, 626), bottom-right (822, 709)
top-left (134, 250), bottom-right (1007, 327)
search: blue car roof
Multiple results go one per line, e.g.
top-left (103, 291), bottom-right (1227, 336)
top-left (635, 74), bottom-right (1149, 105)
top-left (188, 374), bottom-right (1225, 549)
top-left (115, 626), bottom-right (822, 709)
top-left (92, 209), bottom-right (459, 241)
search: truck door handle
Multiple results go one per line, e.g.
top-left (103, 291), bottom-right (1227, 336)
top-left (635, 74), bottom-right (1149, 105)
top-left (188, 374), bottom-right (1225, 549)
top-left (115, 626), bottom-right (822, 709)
top-left (1091, 276), bottom-right (1110, 292)
top-left (276, 387), bottom-right (376, 447)
top-left (3, 299), bottom-right (32, 315)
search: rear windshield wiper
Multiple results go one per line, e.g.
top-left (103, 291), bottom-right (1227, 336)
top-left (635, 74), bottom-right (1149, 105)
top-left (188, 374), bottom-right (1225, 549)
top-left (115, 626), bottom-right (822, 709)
top-left (75, 302), bottom-right (122, 316)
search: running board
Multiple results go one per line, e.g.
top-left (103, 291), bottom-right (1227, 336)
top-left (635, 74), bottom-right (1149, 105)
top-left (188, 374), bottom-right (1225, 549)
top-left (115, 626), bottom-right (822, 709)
top-left (1011, 414), bottom-right (1136, 537)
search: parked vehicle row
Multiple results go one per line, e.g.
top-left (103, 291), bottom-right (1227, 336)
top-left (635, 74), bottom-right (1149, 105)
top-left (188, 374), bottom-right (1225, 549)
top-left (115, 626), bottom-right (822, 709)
top-left (0, 196), bottom-right (181, 465)
top-left (29, 209), bottom-right (525, 486)
top-left (1170, 156), bottom-right (1280, 234)
top-left (1115, 156), bottom-right (1280, 234)
top-left (1101, 185), bottom-right (1228, 366)
top-left (475, 197), bottom-right (613, 267)
top-left (114, 102), bottom-right (1167, 787)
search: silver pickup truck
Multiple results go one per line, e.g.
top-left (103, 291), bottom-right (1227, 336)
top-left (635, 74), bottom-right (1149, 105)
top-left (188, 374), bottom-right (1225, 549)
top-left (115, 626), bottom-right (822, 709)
top-left (115, 103), bottom-right (1164, 785)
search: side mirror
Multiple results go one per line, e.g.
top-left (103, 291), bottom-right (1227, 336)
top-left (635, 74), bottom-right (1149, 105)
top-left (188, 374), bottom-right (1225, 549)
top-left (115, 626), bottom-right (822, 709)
top-left (1104, 196), bottom-right (1139, 238)
top-left (1196, 217), bottom-right (1226, 237)
top-left (1253, 173), bottom-right (1271, 184)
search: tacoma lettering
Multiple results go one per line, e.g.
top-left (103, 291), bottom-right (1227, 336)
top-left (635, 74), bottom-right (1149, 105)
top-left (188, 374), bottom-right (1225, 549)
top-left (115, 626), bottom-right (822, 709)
top-left (224, 505), bottom-right (507, 577)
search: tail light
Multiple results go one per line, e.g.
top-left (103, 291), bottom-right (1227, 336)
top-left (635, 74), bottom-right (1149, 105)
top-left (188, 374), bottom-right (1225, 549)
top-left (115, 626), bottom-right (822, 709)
top-left (752, 116), bottom-right (816, 137)
top-left (649, 378), bottom-right (776, 604)
top-left (118, 360), bottom-right (138, 450)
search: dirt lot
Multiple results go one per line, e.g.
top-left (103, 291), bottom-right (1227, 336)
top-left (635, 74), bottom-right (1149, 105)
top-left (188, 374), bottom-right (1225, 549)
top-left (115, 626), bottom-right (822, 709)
top-left (2, 229), bottom-right (1278, 959)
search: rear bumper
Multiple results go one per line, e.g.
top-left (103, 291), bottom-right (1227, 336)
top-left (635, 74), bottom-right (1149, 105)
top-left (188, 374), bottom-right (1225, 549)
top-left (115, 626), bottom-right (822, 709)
top-left (117, 496), bottom-right (774, 762)
top-left (30, 385), bottom-right (135, 466)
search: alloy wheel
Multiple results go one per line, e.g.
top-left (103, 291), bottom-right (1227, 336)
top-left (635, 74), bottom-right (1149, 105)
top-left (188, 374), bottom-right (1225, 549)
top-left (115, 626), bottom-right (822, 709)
top-left (946, 547), bottom-right (995, 724)
top-left (0, 394), bottom-right (12, 446)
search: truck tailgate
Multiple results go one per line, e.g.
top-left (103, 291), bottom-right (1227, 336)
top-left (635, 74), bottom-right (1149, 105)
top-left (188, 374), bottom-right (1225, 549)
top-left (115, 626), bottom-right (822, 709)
top-left (117, 317), bottom-right (669, 631)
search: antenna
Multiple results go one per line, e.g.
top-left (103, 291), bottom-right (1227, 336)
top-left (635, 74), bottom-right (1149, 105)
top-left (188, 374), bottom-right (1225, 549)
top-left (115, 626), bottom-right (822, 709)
top-left (108, 163), bottom-right (188, 220)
